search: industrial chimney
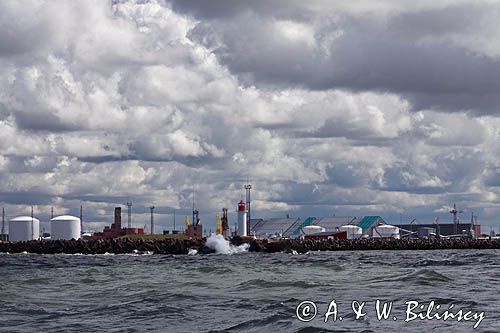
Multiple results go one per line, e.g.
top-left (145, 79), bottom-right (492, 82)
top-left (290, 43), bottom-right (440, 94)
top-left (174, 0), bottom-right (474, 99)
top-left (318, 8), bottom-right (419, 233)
top-left (114, 207), bottom-right (122, 230)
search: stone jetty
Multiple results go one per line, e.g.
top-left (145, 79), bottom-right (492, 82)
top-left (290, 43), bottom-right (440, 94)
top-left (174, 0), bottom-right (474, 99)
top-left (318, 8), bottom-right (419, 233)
top-left (1, 237), bottom-right (500, 255)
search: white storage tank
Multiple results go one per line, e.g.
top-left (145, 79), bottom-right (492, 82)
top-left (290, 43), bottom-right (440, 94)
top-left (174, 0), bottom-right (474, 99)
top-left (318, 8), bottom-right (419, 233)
top-left (9, 216), bottom-right (40, 241)
top-left (372, 224), bottom-right (400, 239)
top-left (302, 225), bottom-right (326, 235)
top-left (51, 215), bottom-right (81, 240)
top-left (338, 225), bottom-right (363, 239)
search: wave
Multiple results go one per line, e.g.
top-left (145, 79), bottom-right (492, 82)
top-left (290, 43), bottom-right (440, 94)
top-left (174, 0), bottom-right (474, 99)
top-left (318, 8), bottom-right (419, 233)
top-left (240, 279), bottom-right (319, 289)
top-left (205, 234), bottom-right (249, 255)
top-left (398, 268), bottom-right (453, 285)
top-left (412, 258), bottom-right (467, 267)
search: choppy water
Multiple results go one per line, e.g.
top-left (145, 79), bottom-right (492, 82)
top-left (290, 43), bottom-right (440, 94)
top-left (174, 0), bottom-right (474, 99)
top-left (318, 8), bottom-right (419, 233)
top-left (1, 248), bottom-right (500, 332)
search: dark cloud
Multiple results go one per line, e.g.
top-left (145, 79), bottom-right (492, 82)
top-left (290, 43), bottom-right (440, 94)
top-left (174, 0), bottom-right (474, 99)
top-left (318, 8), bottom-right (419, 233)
top-left (183, 2), bottom-right (500, 114)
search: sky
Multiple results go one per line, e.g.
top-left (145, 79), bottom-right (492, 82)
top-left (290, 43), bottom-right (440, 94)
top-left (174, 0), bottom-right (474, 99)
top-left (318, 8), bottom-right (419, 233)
top-left (1, 0), bottom-right (500, 234)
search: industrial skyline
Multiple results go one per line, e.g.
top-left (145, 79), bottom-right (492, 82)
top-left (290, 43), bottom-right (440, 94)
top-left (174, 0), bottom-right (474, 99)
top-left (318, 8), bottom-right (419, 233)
top-left (0, 198), bottom-right (488, 237)
top-left (1, 1), bottom-right (500, 233)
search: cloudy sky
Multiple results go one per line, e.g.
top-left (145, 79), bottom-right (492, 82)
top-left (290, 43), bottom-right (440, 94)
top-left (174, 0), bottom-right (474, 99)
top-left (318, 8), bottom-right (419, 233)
top-left (1, 0), bottom-right (500, 233)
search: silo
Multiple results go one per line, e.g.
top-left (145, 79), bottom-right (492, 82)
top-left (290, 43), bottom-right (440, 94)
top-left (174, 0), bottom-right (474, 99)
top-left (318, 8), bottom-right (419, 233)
top-left (302, 225), bottom-right (326, 235)
top-left (339, 225), bottom-right (363, 239)
top-left (372, 224), bottom-right (400, 239)
top-left (9, 216), bottom-right (40, 241)
top-left (51, 215), bottom-right (81, 240)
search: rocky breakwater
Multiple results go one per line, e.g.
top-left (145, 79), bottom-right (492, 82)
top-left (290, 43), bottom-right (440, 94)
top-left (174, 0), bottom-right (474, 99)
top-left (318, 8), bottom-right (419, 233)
top-left (235, 237), bottom-right (500, 253)
top-left (0, 237), bottom-right (214, 255)
top-left (2, 237), bottom-right (500, 255)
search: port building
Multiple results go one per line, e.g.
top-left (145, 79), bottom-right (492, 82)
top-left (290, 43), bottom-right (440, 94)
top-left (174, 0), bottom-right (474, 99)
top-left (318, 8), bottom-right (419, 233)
top-left (250, 215), bottom-right (390, 239)
top-left (91, 207), bottom-right (144, 239)
top-left (308, 217), bottom-right (358, 232)
top-left (393, 223), bottom-right (481, 237)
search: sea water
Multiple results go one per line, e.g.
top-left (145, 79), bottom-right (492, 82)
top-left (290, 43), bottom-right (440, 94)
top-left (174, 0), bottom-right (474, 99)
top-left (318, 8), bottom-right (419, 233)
top-left (1, 244), bottom-right (499, 332)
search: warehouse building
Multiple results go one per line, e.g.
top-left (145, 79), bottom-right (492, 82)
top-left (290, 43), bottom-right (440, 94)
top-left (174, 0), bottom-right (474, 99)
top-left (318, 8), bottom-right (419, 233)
top-left (393, 223), bottom-right (481, 237)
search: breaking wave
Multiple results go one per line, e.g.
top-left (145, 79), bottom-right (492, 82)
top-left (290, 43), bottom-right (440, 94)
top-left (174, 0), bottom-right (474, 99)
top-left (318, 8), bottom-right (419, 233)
top-left (206, 234), bottom-right (249, 255)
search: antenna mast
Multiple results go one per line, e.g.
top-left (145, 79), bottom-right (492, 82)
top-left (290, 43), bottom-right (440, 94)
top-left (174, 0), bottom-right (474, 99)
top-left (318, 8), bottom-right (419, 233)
top-left (150, 206), bottom-right (155, 235)
top-left (244, 183), bottom-right (252, 235)
top-left (1, 207), bottom-right (5, 238)
top-left (126, 202), bottom-right (132, 228)
top-left (449, 203), bottom-right (463, 235)
top-left (192, 186), bottom-right (199, 226)
top-left (31, 206), bottom-right (34, 240)
top-left (80, 205), bottom-right (83, 235)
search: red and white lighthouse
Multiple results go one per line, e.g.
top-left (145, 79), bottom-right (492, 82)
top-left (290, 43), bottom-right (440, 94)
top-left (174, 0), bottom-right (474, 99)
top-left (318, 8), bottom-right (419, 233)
top-left (237, 200), bottom-right (247, 236)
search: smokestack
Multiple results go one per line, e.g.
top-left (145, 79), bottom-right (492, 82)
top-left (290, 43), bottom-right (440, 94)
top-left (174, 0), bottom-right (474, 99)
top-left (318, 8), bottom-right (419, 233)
top-left (114, 207), bottom-right (122, 230)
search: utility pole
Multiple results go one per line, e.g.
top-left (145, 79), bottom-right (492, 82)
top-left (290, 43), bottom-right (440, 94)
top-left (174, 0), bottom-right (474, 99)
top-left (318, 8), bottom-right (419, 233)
top-left (173, 211), bottom-right (176, 231)
top-left (80, 205), bottom-right (83, 234)
top-left (31, 206), bottom-right (34, 240)
top-left (51, 207), bottom-right (54, 219)
top-left (192, 187), bottom-right (197, 226)
top-left (126, 202), bottom-right (132, 228)
top-left (1, 207), bottom-right (5, 239)
top-left (244, 183), bottom-right (252, 235)
top-left (150, 206), bottom-right (155, 235)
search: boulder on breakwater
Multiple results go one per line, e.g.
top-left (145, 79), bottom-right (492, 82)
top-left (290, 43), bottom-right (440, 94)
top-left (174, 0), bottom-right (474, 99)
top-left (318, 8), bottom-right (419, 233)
top-left (1, 237), bottom-right (500, 255)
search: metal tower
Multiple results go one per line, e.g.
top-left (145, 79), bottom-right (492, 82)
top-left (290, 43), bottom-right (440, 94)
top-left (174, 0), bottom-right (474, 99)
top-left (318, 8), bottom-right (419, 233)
top-left (51, 207), bottom-right (54, 219)
top-left (193, 209), bottom-right (200, 226)
top-left (449, 203), bottom-right (463, 235)
top-left (126, 202), bottom-right (132, 228)
top-left (150, 206), bottom-right (155, 235)
top-left (1, 207), bottom-right (5, 238)
top-left (191, 187), bottom-right (200, 226)
top-left (470, 211), bottom-right (477, 238)
top-left (31, 206), bottom-right (34, 240)
top-left (244, 183), bottom-right (252, 235)
top-left (173, 211), bottom-right (176, 231)
top-left (80, 205), bottom-right (83, 235)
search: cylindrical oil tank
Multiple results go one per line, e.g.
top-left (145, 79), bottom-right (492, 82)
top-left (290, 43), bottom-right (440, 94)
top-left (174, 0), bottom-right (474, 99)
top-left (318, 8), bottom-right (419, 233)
top-left (372, 224), bottom-right (400, 239)
top-left (338, 225), bottom-right (363, 239)
top-left (302, 225), bottom-right (326, 235)
top-left (51, 215), bottom-right (81, 240)
top-left (9, 216), bottom-right (40, 241)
